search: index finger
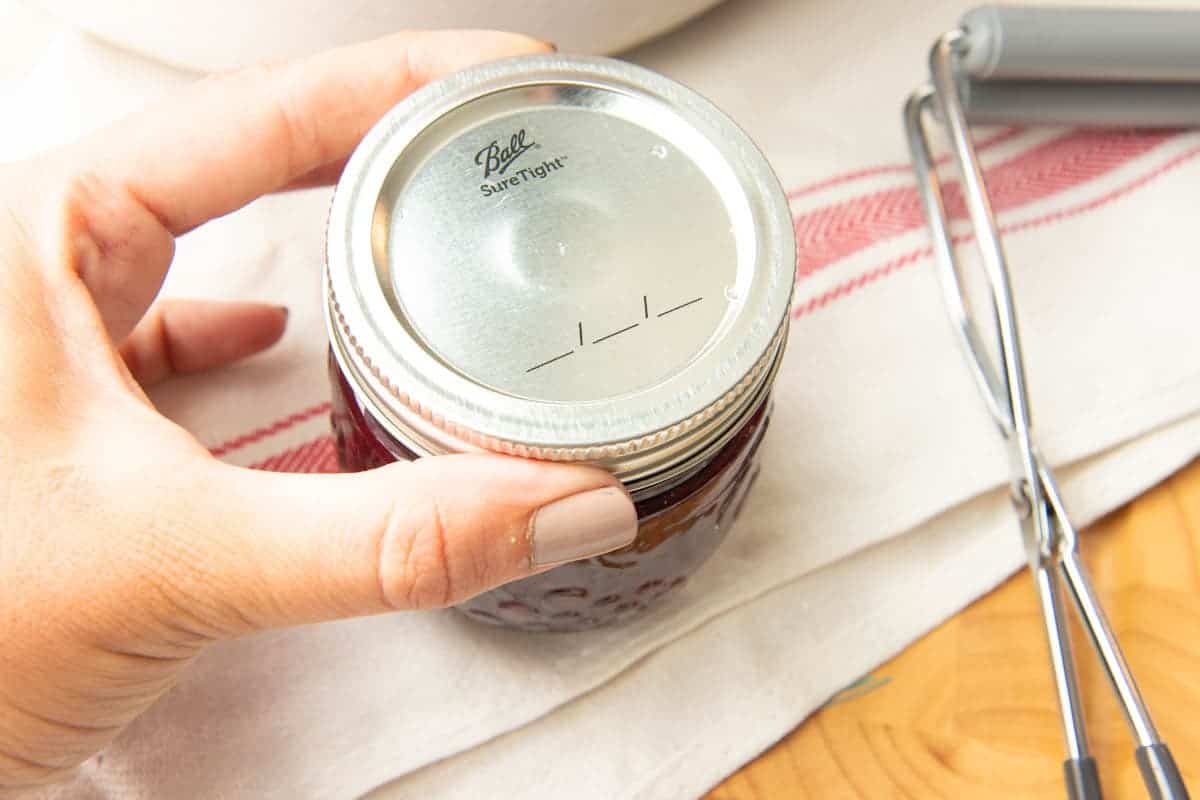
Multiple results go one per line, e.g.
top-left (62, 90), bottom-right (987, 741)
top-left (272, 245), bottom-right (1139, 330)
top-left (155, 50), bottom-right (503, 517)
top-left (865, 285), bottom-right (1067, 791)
top-left (73, 30), bottom-right (552, 235)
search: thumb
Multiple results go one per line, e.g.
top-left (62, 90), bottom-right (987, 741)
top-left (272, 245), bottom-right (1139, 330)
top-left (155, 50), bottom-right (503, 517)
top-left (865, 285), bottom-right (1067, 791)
top-left (159, 454), bottom-right (638, 636)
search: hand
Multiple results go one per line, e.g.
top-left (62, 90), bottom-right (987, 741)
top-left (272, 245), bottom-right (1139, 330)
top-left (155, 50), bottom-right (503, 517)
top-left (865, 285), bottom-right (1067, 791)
top-left (0, 31), bottom-right (637, 790)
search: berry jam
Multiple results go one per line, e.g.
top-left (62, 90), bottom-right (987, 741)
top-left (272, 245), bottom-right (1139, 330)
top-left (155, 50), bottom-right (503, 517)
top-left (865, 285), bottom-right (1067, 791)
top-left (329, 354), bottom-right (769, 632)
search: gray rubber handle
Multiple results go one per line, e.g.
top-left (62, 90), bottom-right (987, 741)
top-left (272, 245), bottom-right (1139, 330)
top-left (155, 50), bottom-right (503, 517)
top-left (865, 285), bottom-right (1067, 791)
top-left (1064, 757), bottom-right (1103, 800)
top-left (962, 80), bottom-right (1200, 127)
top-left (960, 5), bottom-right (1200, 82)
top-left (1136, 744), bottom-right (1190, 800)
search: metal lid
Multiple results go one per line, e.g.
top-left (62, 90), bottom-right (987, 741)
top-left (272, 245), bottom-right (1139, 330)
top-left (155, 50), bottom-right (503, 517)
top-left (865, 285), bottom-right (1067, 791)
top-left (326, 55), bottom-right (794, 489)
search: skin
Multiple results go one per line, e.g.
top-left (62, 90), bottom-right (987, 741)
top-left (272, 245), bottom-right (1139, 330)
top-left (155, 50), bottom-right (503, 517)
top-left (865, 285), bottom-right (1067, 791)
top-left (0, 30), bottom-right (630, 791)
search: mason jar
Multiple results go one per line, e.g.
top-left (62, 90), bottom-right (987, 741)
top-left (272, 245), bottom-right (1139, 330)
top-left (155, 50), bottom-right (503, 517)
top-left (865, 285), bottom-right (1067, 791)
top-left (325, 55), bottom-right (794, 632)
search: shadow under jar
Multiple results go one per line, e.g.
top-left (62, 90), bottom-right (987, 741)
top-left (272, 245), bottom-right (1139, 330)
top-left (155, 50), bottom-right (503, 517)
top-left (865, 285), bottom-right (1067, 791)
top-left (325, 55), bottom-right (795, 632)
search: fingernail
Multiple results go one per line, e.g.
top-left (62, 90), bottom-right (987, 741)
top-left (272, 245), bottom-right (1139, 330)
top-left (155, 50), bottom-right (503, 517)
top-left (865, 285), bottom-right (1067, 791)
top-left (542, 40), bottom-right (559, 53)
top-left (530, 487), bottom-right (637, 567)
top-left (276, 305), bottom-right (290, 322)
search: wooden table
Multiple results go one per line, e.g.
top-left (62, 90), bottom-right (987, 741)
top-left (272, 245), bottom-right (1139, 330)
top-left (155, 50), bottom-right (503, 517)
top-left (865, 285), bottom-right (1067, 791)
top-left (709, 459), bottom-right (1200, 799)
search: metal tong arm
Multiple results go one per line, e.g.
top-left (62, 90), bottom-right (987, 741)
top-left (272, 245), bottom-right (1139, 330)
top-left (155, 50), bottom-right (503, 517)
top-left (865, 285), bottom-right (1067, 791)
top-left (904, 74), bottom-right (1097, 800)
top-left (904, 27), bottom-right (1190, 800)
top-left (1042, 465), bottom-right (1191, 800)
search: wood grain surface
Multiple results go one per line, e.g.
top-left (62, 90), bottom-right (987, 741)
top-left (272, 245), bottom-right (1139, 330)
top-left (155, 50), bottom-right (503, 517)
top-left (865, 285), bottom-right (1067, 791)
top-left (708, 459), bottom-right (1200, 799)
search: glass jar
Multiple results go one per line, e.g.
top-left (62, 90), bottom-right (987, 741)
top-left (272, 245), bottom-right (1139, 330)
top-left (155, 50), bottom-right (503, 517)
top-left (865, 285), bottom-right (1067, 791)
top-left (330, 352), bottom-right (771, 631)
top-left (324, 55), bottom-right (794, 632)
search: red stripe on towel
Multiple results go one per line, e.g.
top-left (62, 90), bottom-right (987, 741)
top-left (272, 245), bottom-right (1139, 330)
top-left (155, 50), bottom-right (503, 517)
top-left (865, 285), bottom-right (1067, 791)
top-left (786, 126), bottom-right (1025, 200)
top-left (792, 142), bottom-right (1200, 319)
top-left (209, 403), bottom-right (331, 457)
top-left (792, 130), bottom-right (1174, 281)
top-left (252, 436), bottom-right (340, 474)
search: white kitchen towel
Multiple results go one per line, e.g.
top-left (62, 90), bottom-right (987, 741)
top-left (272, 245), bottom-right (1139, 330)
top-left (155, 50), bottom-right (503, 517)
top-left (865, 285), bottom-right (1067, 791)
top-left (3, 1), bottom-right (1199, 798)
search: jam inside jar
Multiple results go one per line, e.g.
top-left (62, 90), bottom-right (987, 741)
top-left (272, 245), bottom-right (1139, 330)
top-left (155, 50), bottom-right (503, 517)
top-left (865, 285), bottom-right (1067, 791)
top-left (329, 354), bottom-right (769, 632)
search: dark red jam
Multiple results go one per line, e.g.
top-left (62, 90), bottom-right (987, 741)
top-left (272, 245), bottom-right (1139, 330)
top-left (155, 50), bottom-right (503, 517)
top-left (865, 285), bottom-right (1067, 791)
top-left (329, 353), bottom-right (769, 632)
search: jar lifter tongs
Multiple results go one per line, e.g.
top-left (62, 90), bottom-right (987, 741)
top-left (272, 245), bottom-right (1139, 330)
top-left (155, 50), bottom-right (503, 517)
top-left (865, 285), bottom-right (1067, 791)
top-left (904, 6), bottom-right (1198, 800)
